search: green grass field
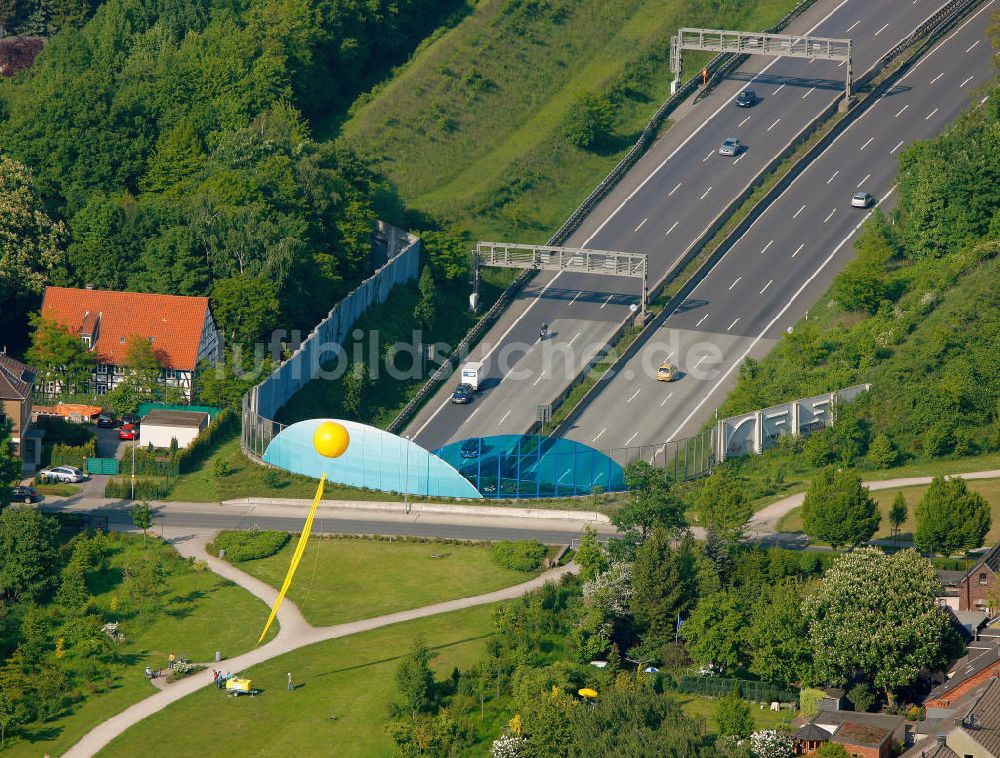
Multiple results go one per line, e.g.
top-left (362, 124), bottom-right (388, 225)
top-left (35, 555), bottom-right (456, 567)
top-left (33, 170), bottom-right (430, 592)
top-left (230, 537), bottom-right (540, 626)
top-left (4, 533), bottom-right (273, 758)
top-left (98, 604), bottom-right (498, 758)
top-left (776, 478), bottom-right (1000, 542)
top-left (341, 0), bottom-right (799, 240)
top-left (673, 692), bottom-right (791, 733)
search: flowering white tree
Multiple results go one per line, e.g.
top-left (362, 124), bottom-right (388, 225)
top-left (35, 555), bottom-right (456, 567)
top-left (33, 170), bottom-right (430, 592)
top-left (582, 561), bottom-right (632, 618)
top-left (804, 547), bottom-right (958, 698)
top-left (490, 731), bottom-right (526, 758)
top-left (749, 729), bottom-right (795, 758)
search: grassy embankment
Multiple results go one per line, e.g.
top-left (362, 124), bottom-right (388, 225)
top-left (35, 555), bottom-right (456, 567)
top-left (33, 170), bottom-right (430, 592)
top-left (4, 533), bottom-right (273, 758)
top-left (341, 0), bottom-right (802, 241)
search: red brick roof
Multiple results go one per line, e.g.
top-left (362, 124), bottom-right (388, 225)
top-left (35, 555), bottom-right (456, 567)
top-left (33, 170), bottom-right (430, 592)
top-left (41, 287), bottom-right (209, 370)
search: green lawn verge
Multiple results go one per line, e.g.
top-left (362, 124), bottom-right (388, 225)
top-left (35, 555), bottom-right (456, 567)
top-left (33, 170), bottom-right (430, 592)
top-left (98, 604), bottom-right (498, 758)
top-left (3, 533), bottom-right (273, 758)
top-left (342, 0), bottom-right (800, 241)
top-left (35, 483), bottom-right (83, 497)
top-left (673, 692), bottom-right (791, 733)
top-left (230, 536), bottom-right (539, 626)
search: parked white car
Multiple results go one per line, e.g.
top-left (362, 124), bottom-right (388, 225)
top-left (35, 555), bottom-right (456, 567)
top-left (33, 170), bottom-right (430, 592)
top-left (39, 465), bottom-right (85, 483)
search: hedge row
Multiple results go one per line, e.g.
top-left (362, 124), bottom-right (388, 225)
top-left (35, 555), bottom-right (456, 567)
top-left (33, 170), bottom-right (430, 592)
top-left (492, 540), bottom-right (548, 572)
top-left (104, 476), bottom-right (174, 500)
top-left (206, 529), bottom-right (290, 562)
top-left (176, 408), bottom-right (238, 474)
top-left (50, 439), bottom-right (97, 468)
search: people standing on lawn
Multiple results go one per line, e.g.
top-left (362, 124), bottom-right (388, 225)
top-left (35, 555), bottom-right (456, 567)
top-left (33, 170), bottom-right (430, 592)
top-left (287, 672), bottom-right (293, 691)
top-left (168, 652), bottom-right (176, 670)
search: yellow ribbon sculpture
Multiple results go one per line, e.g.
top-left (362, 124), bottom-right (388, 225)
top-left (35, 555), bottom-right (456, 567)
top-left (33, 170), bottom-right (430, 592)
top-left (257, 421), bottom-right (350, 645)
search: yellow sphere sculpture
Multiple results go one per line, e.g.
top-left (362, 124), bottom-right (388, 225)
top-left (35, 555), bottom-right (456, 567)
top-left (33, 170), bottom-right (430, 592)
top-left (313, 421), bottom-right (350, 458)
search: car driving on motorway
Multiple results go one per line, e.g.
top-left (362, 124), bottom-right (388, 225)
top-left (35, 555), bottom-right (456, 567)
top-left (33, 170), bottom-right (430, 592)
top-left (450, 383), bottom-right (474, 404)
top-left (851, 191), bottom-right (874, 208)
top-left (735, 90), bottom-right (756, 107)
top-left (718, 138), bottom-right (743, 156)
top-left (38, 465), bottom-right (85, 483)
top-left (656, 361), bottom-right (678, 382)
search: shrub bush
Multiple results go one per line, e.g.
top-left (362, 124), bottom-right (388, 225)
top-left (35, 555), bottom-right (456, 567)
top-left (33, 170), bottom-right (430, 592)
top-left (211, 457), bottom-right (231, 478)
top-left (51, 439), bottom-right (97, 469)
top-left (492, 540), bottom-right (547, 571)
top-left (175, 409), bottom-right (238, 474)
top-left (207, 529), bottom-right (290, 562)
top-left (104, 477), bottom-right (173, 500)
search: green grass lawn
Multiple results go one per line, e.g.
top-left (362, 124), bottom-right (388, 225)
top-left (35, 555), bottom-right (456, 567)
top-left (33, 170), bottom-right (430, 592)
top-left (341, 0), bottom-right (799, 241)
top-left (673, 692), bottom-right (791, 733)
top-left (3, 533), bottom-right (273, 758)
top-left (231, 537), bottom-right (540, 626)
top-left (776, 478), bottom-right (1000, 542)
top-left (98, 604), bottom-right (498, 758)
top-left (34, 483), bottom-right (83, 496)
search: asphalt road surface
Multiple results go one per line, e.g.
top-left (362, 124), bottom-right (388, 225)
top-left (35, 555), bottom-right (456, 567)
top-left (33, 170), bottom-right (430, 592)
top-left (406, 0), bottom-right (962, 452)
top-left (566, 0), bottom-right (998, 449)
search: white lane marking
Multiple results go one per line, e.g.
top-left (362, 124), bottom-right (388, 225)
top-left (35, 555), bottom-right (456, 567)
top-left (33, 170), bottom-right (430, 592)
top-left (738, 116), bottom-right (751, 127)
top-left (961, 75), bottom-right (974, 88)
top-left (627, 388), bottom-right (641, 404)
top-left (578, 0), bottom-right (853, 248)
top-left (860, 136), bottom-right (874, 150)
top-left (857, 173), bottom-right (871, 187)
top-left (729, 276), bottom-right (741, 291)
top-left (700, 186), bottom-right (712, 200)
top-left (665, 221), bottom-right (679, 235)
top-left (930, 72), bottom-right (944, 84)
top-left (592, 428), bottom-right (606, 443)
top-left (760, 239), bottom-right (773, 255)
top-left (925, 107), bottom-right (939, 120)
top-left (793, 204), bottom-right (806, 219)
top-left (668, 182), bottom-right (682, 196)
top-left (533, 372), bottom-right (545, 386)
top-left (600, 294), bottom-right (613, 309)
top-left (774, 84), bottom-right (786, 94)
top-left (703, 150), bottom-right (715, 162)
top-left (760, 280), bottom-right (773, 295)
top-left (767, 118), bottom-right (781, 131)
top-left (727, 318), bottom-right (741, 331)
top-left (802, 87), bottom-right (815, 99)
top-left (569, 290), bottom-right (582, 306)
top-left (966, 40), bottom-right (980, 53)
top-left (660, 392), bottom-right (674, 407)
top-left (890, 140), bottom-right (904, 153)
top-left (696, 313), bottom-right (709, 327)
top-left (894, 104), bottom-right (909, 118)
top-left (465, 408), bottom-right (479, 422)
top-left (695, 354), bottom-right (709, 367)
top-left (846, 20), bottom-right (860, 32)
top-left (665, 351), bottom-right (675, 361)
top-left (498, 410), bottom-right (511, 426)
top-left (983, 95), bottom-right (991, 105)
top-left (824, 208), bottom-right (837, 223)
top-left (733, 153), bottom-right (746, 165)
top-left (569, 332), bottom-right (580, 345)
top-left (874, 23), bottom-right (889, 36)
top-left (625, 432), bottom-right (639, 446)
top-left (667, 187), bottom-right (898, 442)
top-left (792, 243), bottom-right (804, 258)
top-left (827, 170), bottom-right (839, 184)
top-left (634, 218), bottom-right (647, 232)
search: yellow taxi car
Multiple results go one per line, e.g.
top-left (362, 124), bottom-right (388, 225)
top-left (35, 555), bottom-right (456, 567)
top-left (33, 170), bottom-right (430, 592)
top-left (656, 361), bottom-right (678, 382)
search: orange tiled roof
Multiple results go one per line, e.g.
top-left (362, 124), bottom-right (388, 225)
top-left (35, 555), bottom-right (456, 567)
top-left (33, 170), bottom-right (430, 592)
top-left (41, 287), bottom-right (209, 370)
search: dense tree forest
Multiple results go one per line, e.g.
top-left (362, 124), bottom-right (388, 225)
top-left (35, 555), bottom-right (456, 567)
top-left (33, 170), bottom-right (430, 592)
top-left (0, 0), bottom-right (467, 358)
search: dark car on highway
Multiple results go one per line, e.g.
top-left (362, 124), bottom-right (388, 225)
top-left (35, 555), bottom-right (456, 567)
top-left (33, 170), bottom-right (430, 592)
top-left (10, 485), bottom-right (39, 504)
top-left (451, 384), bottom-right (474, 404)
top-left (735, 89), bottom-right (756, 107)
top-left (96, 412), bottom-right (116, 428)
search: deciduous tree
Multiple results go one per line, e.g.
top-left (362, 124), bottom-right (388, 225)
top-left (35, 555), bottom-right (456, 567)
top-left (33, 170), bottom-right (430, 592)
top-left (25, 314), bottom-right (95, 396)
top-left (630, 529), bottom-right (699, 656)
top-left (613, 461), bottom-right (686, 540)
top-left (914, 476), bottom-right (990, 556)
top-left (396, 634), bottom-right (435, 718)
top-left (0, 507), bottom-right (60, 601)
top-left (801, 467), bottom-right (879, 548)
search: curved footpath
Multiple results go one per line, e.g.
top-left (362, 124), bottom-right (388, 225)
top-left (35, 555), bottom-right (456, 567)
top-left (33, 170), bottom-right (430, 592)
top-left (64, 528), bottom-right (576, 758)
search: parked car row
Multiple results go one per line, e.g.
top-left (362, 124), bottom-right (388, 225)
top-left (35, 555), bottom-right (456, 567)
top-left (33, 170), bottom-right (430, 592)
top-left (97, 412), bottom-right (139, 428)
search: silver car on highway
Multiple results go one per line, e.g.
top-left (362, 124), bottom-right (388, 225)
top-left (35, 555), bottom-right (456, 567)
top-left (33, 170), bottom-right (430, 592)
top-left (718, 138), bottom-right (743, 156)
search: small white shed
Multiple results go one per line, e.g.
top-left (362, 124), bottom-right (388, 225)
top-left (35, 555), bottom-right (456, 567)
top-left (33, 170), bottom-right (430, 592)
top-left (140, 409), bottom-right (210, 449)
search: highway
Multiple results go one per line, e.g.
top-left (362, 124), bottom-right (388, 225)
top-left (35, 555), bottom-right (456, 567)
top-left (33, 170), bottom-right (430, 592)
top-left (566, 0), bottom-right (997, 449)
top-left (406, 0), bottom-right (962, 452)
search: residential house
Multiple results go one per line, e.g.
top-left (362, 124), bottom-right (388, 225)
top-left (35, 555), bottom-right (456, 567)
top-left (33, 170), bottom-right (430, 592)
top-left (794, 709), bottom-right (906, 758)
top-left (925, 634), bottom-right (1000, 717)
top-left (905, 677), bottom-right (1000, 758)
top-left (957, 545), bottom-right (1000, 614)
top-left (40, 287), bottom-right (221, 402)
top-left (0, 351), bottom-right (42, 469)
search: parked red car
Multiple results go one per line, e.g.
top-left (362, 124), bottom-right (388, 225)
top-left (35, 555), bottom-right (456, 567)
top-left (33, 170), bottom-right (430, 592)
top-left (118, 424), bottom-right (139, 441)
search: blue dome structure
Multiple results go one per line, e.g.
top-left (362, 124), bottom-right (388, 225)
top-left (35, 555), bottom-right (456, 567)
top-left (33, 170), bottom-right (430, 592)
top-left (434, 435), bottom-right (626, 499)
top-left (263, 419), bottom-right (483, 499)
